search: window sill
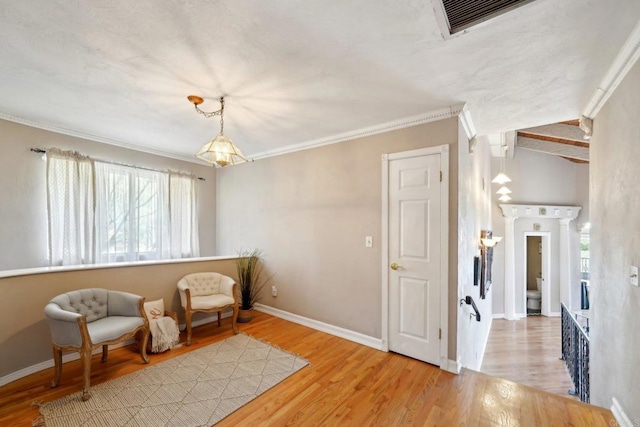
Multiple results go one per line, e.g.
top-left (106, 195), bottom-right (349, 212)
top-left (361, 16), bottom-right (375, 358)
top-left (0, 255), bottom-right (240, 280)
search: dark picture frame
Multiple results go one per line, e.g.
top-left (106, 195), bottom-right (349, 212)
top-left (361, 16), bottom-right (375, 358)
top-left (473, 256), bottom-right (480, 286)
top-left (480, 230), bottom-right (494, 299)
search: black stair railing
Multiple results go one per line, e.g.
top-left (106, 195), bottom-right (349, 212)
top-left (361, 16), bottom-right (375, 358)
top-left (561, 303), bottom-right (590, 402)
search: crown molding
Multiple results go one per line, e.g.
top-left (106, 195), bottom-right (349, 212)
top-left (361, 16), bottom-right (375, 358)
top-left (250, 104), bottom-right (468, 160)
top-left (0, 112), bottom-right (206, 165)
top-left (1, 103), bottom-right (472, 164)
top-left (582, 21), bottom-right (640, 119)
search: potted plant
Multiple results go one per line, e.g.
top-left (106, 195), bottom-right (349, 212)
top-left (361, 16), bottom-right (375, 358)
top-left (235, 248), bottom-right (272, 323)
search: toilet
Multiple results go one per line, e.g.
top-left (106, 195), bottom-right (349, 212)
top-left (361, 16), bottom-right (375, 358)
top-left (527, 278), bottom-right (542, 312)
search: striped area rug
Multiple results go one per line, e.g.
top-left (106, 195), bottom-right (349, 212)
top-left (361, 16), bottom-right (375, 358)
top-left (36, 334), bottom-right (309, 426)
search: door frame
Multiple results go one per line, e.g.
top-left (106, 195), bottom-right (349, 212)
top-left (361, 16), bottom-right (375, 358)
top-left (381, 145), bottom-right (449, 369)
top-left (522, 231), bottom-right (551, 317)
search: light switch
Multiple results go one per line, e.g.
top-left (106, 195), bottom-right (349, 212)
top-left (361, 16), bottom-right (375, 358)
top-left (631, 266), bottom-right (638, 287)
top-left (365, 236), bottom-right (373, 248)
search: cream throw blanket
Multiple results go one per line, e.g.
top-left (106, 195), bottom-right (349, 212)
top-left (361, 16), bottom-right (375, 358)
top-left (149, 316), bottom-right (180, 353)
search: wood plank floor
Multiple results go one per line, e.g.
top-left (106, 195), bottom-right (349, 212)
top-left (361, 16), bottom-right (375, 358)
top-left (480, 316), bottom-right (577, 398)
top-left (0, 312), bottom-right (613, 426)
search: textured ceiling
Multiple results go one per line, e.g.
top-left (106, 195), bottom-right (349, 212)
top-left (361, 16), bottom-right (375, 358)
top-left (0, 1), bottom-right (639, 163)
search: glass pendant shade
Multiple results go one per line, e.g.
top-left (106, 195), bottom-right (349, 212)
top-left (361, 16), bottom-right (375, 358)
top-left (196, 134), bottom-right (249, 168)
top-left (496, 186), bottom-right (512, 195)
top-left (492, 172), bottom-right (511, 184)
top-left (498, 194), bottom-right (512, 202)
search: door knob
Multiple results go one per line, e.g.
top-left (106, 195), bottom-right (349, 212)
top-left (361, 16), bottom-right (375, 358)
top-left (390, 262), bottom-right (402, 270)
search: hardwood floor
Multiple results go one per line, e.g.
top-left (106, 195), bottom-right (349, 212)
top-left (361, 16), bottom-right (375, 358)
top-left (0, 312), bottom-right (613, 426)
top-left (481, 316), bottom-right (577, 398)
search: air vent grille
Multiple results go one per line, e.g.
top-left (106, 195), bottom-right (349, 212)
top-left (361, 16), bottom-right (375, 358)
top-left (442, 0), bottom-right (535, 34)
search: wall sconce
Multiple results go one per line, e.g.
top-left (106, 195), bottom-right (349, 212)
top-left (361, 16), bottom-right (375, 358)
top-left (480, 234), bottom-right (502, 248)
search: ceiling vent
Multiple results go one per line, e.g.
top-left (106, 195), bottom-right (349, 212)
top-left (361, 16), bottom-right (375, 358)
top-left (438, 0), bottom-right (536, 34)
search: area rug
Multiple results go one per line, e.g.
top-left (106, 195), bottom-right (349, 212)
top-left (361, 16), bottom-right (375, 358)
top-left (35, 334), bottom-right (309, 427)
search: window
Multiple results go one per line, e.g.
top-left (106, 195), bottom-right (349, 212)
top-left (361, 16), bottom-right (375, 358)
top-left (47, 149), bottom-right (199, 266)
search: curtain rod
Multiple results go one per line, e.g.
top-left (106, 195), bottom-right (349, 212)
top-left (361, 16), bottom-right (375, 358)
top-left (30, 148), bottom-right (206, 181)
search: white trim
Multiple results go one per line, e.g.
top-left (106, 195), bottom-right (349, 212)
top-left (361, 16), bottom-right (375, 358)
top-left (439, 145), bottom-right (450, 369)
top-left (476, 316), bottom-right (492, 371)
top-left (0, 314), bottom-right (231, 387)
top-left (0, 112), bottom-right (204, 165)
top-left (380, 144), bottom-right (450, 370)
top-left (458, 104), bottom-right (477, 142)
top-left (254, 303), bottom-right (383, 350)
top-left (523, 232), bottom-right (551, 317)
top-left (611, 397), bottom-right (633, 427)
top-left (547, 312), bottom-right (561, 317)
top-left (0, 339), bottom-right (133, 387)
top-left (251, 105), bottom-right (465, 161)
top-left (0, 255), bottom-right (239, 280)
top-left (381, 153), bottom-right (390, 353)
top-left (445, 358), bottom-right (462, 374)
top-left (492, 313), bottom-right (505, 319)
top-left (583, 21), bottom-right (640, 119)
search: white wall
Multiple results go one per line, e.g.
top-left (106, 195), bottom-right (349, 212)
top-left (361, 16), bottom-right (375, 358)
top-left (491, 148), bottom-right (587, 316)
top-left (0, 119), bottom-right (218, 271)
top-left (456, 123), bottom-right (493, 371)
top-left (590, 59), bottom-right (640, 418)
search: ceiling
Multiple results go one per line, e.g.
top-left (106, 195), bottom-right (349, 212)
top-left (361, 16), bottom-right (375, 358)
top-left (517, 120), bottom-right (589, 163)
top-left (0, 1), bottom-right (638, 163)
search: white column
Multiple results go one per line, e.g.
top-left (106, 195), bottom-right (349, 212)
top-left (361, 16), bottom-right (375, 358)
top-left (504, 216), bottom-right (517, 320)
top-left (559, 218), bottom-right (572, 309)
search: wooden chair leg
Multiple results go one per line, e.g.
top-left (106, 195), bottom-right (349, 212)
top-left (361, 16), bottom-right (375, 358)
top-left (217, 311), bottom-right (222, 327)
top-left (232, 305), bottom-right (239, 334)
top-left (101, 345), bottom-right (108, 363)
top-left (51, 346), bottom-right (63, 388)
top-left (80, 348), bottom-right (91, 401)
top-left (186, 311), bottom-right (193, 346)
top-left (140, 330), bottom-right (149, 363)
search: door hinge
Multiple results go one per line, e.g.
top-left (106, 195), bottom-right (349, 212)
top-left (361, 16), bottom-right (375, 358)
top-left (439, 328), bottom-right (442, 340)
top-left (440, 171), bottom-right (442, 182)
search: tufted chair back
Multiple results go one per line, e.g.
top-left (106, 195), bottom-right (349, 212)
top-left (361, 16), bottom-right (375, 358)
top-left (49, 288), bottom-right (109, 323)
top-left (182, 272), bottom-right (225, 297)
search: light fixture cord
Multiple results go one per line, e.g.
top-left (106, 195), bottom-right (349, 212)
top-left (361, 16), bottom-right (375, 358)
top-left (219, 97), bottom-right (225, 135)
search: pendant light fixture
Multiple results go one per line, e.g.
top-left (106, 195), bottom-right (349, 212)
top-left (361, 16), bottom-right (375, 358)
top-left (492, 144), bottom-right (511, 184)
top-left (496, 186), bottom-right (512, 195)
top-left (188, 95), bottom-right (250, 167)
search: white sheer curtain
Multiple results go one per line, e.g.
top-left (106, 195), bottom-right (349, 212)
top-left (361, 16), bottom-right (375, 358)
top-left (94, 162), bottom-right (170, 263)
top-left (47, 150), bottom-right (200, 265)
top-left (46, 149), bottom-right (95, 266)
top-left (169, 173), bottom-right (200, 258)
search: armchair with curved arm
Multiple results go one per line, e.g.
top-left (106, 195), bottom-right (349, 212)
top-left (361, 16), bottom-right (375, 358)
top-left (44, 288), bottom-right (149, 401)
top-left (178, 272), bottom-right (239, 345)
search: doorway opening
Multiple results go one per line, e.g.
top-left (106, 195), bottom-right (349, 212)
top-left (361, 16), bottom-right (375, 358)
top-left (523, 232), bottom-right (551, 317)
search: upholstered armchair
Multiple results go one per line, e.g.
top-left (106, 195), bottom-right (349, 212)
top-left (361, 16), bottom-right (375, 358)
top-left (178, 272), bottom-right (239, 345)
top-left (44, 288), bottom-right (149, 401)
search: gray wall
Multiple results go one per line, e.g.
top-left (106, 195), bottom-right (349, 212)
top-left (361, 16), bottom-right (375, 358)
top-left (216, 119), bottom-right (464, 360)
top-left (590, 59), bottom-right (640, 418)
top-left (491, 148), bottom-right (588, 316)
top-left (0, 258), bottom-right (238, 380)
top-left (456, 124), bottom-right (493, 371)
top-left (0, 119), bottom-right (218, 271)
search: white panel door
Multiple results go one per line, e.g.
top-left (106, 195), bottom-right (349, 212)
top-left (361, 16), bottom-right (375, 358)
top-left (388, 153), bottom-right (441, 364)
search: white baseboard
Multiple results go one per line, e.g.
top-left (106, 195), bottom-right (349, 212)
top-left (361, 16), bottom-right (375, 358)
top-left (444, 358), bottom-right (462, 374)
top-left (492, 313), bottom-right (505, 319)
top-left (476, 317), bottom-right (492, 371)
top-left (611, 397), bottom-right (632, 427)
top-left (0, 339), bottom-right (134, 387)
top-left (0, 314), bottom-right (230, 388)
top-left (547, 312), bottom-right (561, 317)
top-left (179, 310), bottom-right (233, 330)
top-left (254, 303), bottom-right (383, 350)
